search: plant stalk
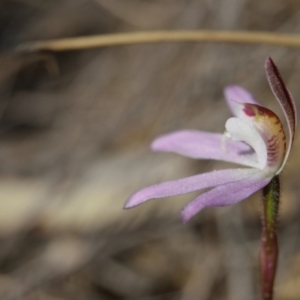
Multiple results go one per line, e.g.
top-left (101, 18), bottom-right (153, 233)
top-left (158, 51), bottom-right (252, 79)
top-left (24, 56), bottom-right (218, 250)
top-left (260, 175), bottom-right (280, 300)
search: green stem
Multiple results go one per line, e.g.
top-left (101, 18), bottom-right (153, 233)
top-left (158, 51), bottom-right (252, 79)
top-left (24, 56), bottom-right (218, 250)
top-left (260, 176), bottom-right (280, 300)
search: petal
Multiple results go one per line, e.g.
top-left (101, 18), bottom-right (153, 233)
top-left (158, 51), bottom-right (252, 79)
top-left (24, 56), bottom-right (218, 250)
top-left (124, 168), bottom-right (259, 208)
top-left (265, 57), bottom-right (296, 172)
top-left (224, 85), bottom-right (260, 116)
top-left (151, 130), bottom-right (259, 168)
top-left (225, 118), bottom-right (267, 169)
top-left (181, 172), bottom-right (271, 222)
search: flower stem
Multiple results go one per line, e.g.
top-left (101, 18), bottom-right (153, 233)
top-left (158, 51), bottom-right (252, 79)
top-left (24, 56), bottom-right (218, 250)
top-left (260, 175), bottom-right (280, 300)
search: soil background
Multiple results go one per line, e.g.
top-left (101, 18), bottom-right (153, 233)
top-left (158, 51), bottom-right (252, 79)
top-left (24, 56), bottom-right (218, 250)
top-left (0, 0), bottom-right (300, 299)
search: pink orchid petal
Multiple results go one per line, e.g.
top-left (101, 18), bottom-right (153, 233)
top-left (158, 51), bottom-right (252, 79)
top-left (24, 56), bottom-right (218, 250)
top-left (224, 85), bottom-right (260, 116)
top-left (151, 130), bottom-right (259, 168)
top-left (124, 168), bottom-right (259, 208)
top-left (265, 57), bottom-right (297, 173)
top-left (182, 172), bottom-right (271, 222)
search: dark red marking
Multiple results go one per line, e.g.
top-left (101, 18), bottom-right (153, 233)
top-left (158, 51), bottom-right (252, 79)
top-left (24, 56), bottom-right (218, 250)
top-left (243, 104), bottom-right (256, 116)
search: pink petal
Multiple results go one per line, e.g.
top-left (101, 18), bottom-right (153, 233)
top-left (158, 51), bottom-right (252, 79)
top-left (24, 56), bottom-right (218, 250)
top-left (124, 168), bottom-right (258, 208)
top-left (265, 57), bottom-right (297, 173)
top-left (224, 85), bottom-right (260, 116)
top-left (151, 130), bottom-right (259, 168)
top-left (181, 172), bottom-right (271, 222)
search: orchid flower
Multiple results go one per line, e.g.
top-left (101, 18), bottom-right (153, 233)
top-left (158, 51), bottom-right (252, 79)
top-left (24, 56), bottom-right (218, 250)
top-left (124, 57), bottom-right (296, 223)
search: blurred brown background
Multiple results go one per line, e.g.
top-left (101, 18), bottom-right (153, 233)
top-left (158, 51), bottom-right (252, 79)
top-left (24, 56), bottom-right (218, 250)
top-left (0, 0), bottom-right (300, 299)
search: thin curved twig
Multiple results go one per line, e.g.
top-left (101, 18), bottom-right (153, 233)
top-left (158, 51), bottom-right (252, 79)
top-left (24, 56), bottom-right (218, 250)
top-left (17, 30), bottom-right (300, 52)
